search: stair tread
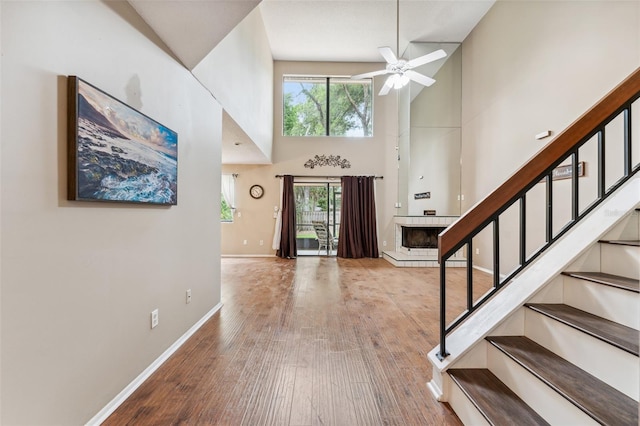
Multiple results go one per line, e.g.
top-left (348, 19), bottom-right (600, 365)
top-left (598, 239), bottom-right (640, 247)
top-left (561, 271), bottom-right (639, 293)
top-left (448, 368), bottom-right (550, 426)
top-left (525, 303), bottom-right (639, 355)
top-left (486, 336), bottom-right (638, 426)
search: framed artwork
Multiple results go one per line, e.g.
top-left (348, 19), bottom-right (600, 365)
top-left (67, 76), bottom-right (178, 205)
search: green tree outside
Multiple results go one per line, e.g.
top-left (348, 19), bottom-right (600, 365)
top-left (221, 196), bottom-right (232, 221)
top-left (283, 78), bottom-right (372, 137)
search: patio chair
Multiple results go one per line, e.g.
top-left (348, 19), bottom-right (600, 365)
top-left (312, 221), bottom-right (338, 254)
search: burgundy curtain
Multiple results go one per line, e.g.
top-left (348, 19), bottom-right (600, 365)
top-left (337, 176), bottom-right (379, 258)
top-left (277, 175), bottom-right (297, 258)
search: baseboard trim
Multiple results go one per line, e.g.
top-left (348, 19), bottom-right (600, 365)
top-left (86, 302), bottom-right (223, 425)
top-left (473, 265), bottom-right (493, 275)
top-left (427, 379), bottom-right (444, 401)
top-left (221, 254), bottom-right (276, 258)
top-left (473, 264), bottom-right (508, 280)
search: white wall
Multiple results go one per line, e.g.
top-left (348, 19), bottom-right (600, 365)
top-left (1, 1), bottom-right (222, 424)
top-left (221, 60), bottom-right (400, 255)
top-left (0, 1), bottom-right (3, 422)
top-left (460, 0), bottom-right (640, 270)
top-left (397, 81), bottom-right (411, 216)
top-left (409, 46), bottom-right (462, 216)
top-left (193, 6), bottom-right (274, 163)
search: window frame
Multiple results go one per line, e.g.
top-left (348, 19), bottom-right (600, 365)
top-left (220, 174), bottom-right (236, 223)
top-left (282, 75), bottom-right (373, 138)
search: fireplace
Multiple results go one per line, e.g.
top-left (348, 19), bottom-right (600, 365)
top-left (386, 216), bottom-right (463, 268)
top-left (402, 226), bottom-right (446, 249)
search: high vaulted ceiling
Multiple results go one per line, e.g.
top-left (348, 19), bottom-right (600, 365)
top-left (260, 0), bottom-right (494, 62)
top-left (129, 0), bottom-right (494, 68)
top-left (128, 0), bottom-right (262, 70)
top-left (127, 0), bottom-right (495, 164)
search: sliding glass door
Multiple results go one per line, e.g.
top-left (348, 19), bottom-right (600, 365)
top-left (294, 182), bottom-right (341, 256)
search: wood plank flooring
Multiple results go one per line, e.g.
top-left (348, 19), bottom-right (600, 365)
top-left (104, 257), bottom-right (492, 425)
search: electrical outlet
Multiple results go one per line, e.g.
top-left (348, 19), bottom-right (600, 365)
top-left (383, 241), bottom-right (387, 247)
top-left (151, 309), bottom-right (159, 329)
top-left (475, 248), bottom-right (480, 255)
top-left (186, 289), bottom-right (191, 304)
top-left (243, 240), bottom-right (248, 245)
top-left (259, 240), bottom-right (264, 246)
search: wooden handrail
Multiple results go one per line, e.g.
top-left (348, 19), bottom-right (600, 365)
top-left (439, 68), bottom-right (640, 261)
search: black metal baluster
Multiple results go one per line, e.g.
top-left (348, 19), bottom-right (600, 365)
top-left (572, 151), bottom-right (579, 221)
top-left (520, 196), bottom-right (526, 265)
top-left (546, 174), bottom-right (553, 243)
top-left (437, 261), bottom-right (448, 360)
top-left (493, 217), bottom-right (500, 288)
top-left (598, 129), bottom-right (605, 199)
top-left (467, 240), bottom-right (473, 311)
top-left (624, 107), bottom-right (631, 176)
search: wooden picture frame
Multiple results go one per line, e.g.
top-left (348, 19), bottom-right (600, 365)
top-left (68, 76), bottom-right (178, 205)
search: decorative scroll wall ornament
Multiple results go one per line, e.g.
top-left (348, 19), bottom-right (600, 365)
top-left (304, 154), bottom-right (351, 169)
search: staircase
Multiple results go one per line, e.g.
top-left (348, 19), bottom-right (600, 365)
top-left (445, 210), bottom-right (639, 425)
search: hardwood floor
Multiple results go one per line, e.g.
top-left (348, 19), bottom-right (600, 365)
top-left (104, 257), bottom-right (492, 425)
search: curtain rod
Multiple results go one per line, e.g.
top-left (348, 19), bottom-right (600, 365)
top-left (275, 174), bottom-right (383, 179)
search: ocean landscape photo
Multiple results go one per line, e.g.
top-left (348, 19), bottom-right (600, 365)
top-left (71, 78), bottom-right (178, 205)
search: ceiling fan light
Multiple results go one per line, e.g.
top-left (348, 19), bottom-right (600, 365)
top-left (355, 0), bottom-right (443, 93)
top-left (393, 74), bottom-right (404, 89)
top-left (386, 74), bottom-right (398, 88)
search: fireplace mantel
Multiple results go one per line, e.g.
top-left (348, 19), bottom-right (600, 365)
top-left (393, 215), bottom-right (459, 227)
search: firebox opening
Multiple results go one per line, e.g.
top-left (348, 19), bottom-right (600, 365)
top-left (402, 226), bottom-right (446, 249)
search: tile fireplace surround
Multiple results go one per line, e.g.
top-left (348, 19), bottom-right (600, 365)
top-left (382, 216), bottom-right (465, 267)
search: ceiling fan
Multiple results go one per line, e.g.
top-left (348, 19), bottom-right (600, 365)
top-left (350, 0), bottom-right (446, 96)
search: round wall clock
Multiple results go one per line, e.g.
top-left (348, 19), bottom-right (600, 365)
top-left (249, 184), bottom-right (264, 199)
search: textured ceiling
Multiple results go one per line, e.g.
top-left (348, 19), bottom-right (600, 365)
top-left (260, 0), bottom-right (494, 62)
top-left (126, 0), bottom-right (495, 164)
top-left (128, 0), bottom-right (261, 70)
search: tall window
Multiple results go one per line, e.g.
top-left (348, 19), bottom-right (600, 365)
top-left (283, 76), bottom-right (373, 137)
top-left (221, 174), bottom-right (235, 222)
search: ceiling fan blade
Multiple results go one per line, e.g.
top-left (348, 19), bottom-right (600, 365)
top-left (406, 49), bottom-right (447, 68)
top-left (378, 46), bottom-right (398, 64)
top-left (405, 70), bottom-right (436, 87)
top-left (378, 75), bottom-right (396, 96)
top-left (350, 69), bottom-right (390, 80)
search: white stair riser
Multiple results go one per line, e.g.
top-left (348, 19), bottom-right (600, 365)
top-left (602, 211), bottom-right (639, 241)
top-left (567, 244), bottom-right (601, 272)
top-left (524, 309), bottom-right (639, 400)
top-left (447, 376), bottom-right (491, 426)
top-left (563, 276), bottom-right (640, 328)
top-left (600, 243), bottom-right (640, 279)
top-left (487, 344), bottom-right (599, 426)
